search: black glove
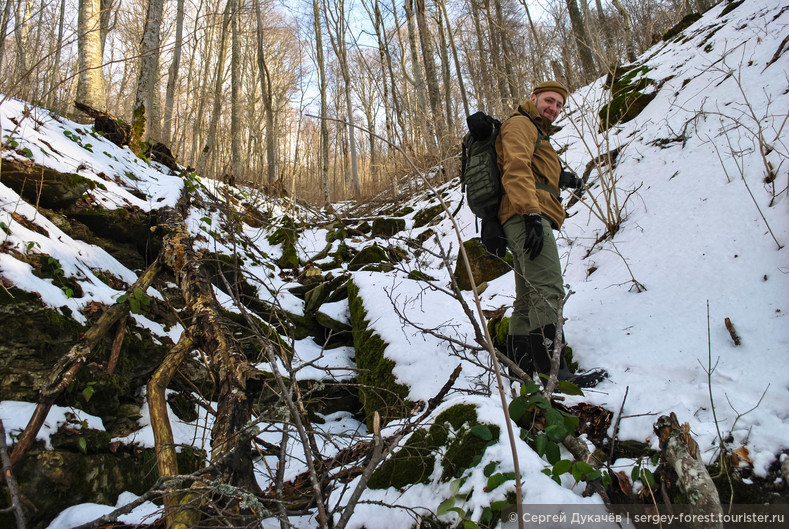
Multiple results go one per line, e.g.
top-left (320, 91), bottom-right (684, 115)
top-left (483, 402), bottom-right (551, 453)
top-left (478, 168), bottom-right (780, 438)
top-left (523, 214), bottom-right (544, 260)
top-left (559, 169), bottom-right (583, 190)
top-left (481, 217), bottom-right (508, 258)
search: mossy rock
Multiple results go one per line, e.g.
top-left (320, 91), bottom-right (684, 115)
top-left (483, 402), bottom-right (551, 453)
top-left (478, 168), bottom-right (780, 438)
top-left (267, 215), bottom-right (300, 269)
top-left (599, 65), bottom-right (656, 130)
top-left (719, 0), bottom-right (745, 18)
top-left (70, 206), bottom-right (160, 269)
top-left (348, 244), bottom-right (388, 271)
top-left (0, 158), bottom-right (97, 209)
top-left (487, 316), bottom-right (510, 353)
top-left (452, 238), bottom-right (512, 291)
top-left (347, 279), bottom-right (410, 429)
top-left (0, 288), bottom-right (86, 401)
top-left (407, 270), bottom-right (437, 282)
top-left (368, 403), bottom-right (499, 489)
top-left (371, 217), bottom-right (406, 238)
top-left (413, 204), bottom-right (444, 229)
top-left (392, 206), bottom-right (415, 217)
top-left (661, 12), bottom-right (702, 41)
top-left (1, 445), bottom-right (205, 529)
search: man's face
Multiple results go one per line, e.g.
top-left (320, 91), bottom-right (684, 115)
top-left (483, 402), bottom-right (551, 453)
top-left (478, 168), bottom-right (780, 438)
top-left (530, 91), bottom-right (565, 123)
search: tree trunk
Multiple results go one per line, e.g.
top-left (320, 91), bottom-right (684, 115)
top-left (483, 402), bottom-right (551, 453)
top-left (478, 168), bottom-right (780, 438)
top-left (162, 0), bottom-right (185, 146)
top-left (46, 0), bottom-right (67, 110)
top-left (611, 0), bottom-right (637, 63)
top-left (438, 0), bottom-right (469, 118)
top-left (131, 0), bottom-right (165, 149)
top-left (565, 0), bottom-right (598, 83)
top-left (312, 0), bottom-right (331, 205)
top-left (159, 205), bottom-right (264, 496)
top-left (436, 4), bottom-right (454, 133)
top-left (0, 0), bottom-right (12, 73)
top-left (519, 0), bottom-right (546, 82)
top-left (197, 0), bottom-right (232, 179)
top-left (230, 0), bottom-right (243, 181)
top-left (403, 0), bottom-right (435, 150)
top-left (100, 0), bottom-right (115, 51)
top-left (76, 0), bottom-right (107, 120)
top-left (469, 0), bottom-right (493, 111)
top-left (415, 0), bottom-right (445, 152)
top-left (654, 413), bottom-right (724, 528)
top-left (255, 0), bottom-right (278, 185)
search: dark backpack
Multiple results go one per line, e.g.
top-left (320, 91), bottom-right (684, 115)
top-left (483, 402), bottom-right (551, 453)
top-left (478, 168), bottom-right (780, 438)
top-left (460, 110), bottom-right (547, 257)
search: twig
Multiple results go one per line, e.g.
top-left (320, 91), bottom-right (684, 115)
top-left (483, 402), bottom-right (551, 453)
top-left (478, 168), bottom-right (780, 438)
top-left (724, 317), bottom-right (741, 346)
top-left (0, 419), bottom-right (26, 529)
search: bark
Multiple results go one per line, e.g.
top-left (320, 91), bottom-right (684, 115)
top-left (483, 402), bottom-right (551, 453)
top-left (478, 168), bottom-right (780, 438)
top-left (565, 0), bottom-right (598, 83)
top-left (415, 0), bottom-right (445, 150)
top-left (0, 0), bottom-right (11, 73)
top-left (403, 0), bottom-right (435, 150)
top-left (76, 0), bottom-right (107, 120)
top-left (438, 0), bottom-right (469, 117)
top-left (100, 0), bottom-right (115, 51)
top-left (611, 0), bottom-right (637, 63)
top-left (484, 0), bottom-right (509, 113)
top-left (230, 0), bottom-right (243, 181)
top-left (519, 0), bottom-right (545, 80)
top-left (436, 4), bottom-right (454, 133)
top-left (594, 0), bottom-right (615, 68)
top-left (159, 205), bottom-right (263, 495)
top-left (132, 0), bottom-right (165, 147)
top-left (147, 332), bottom-right (197, 528)
top-left (10, 260), bottom-right (162, 467)
top-left (46, 0), bottom-right (67, 110)
top-left (255, 0), bottom-right (278, 185)
top-left (0, 419), bottom-right (26, 528)
top-left (162, 0), bottom-right (185, 145)
top-left (312, 0), bottom-right (331, 205)
top-left (493, 0), bottom-right (518, 103)
top-left (197, 0), bottom-right (232, 179)
top-left (655, 413), bottom-right (724, 528)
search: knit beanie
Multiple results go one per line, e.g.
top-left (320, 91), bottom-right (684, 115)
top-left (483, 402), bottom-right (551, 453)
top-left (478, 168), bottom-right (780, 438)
top-left (532, 80), bottom-right (569, 102)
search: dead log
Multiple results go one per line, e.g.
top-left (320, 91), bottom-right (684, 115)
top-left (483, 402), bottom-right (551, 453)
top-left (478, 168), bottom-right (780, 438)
top-left (10, 259), bottom-right (162, 467)
top-left (74, 101), bottom-right (131, 147)
top-left (158, 205), bottom-right (264, 497)
top-left (147, 332), bottom-right (197, 529)
top-left (654, 413), bottom-right (723, 529)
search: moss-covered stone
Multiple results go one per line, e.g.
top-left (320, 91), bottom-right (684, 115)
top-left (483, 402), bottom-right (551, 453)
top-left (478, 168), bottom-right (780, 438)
top-left (452, 238), bottom-right (512, 291)
top-left (408, 270), bottom-right (437, 282)
top-left (0, 445), bottom-right (205, 529)
top-left (347, 279), bottom-right (410, 429)
top-left (0, 158), bottom-right (97, 209)
top-left (368, 403), bottom-right (499, 489)
top-left (487, 316), bottom-right (510, 353)
top-left (348, 244), bottom-right (388, 271)
top-left (661, 12), bottom-right (702, 41)
top-left (0, 287), bottom-right (86, 401)
top-left (267, 215), bottom-right (300, 269)
top-left (599, 65), bottom-right (656, 130)
top-left (371, 217), bottom-right (406, 238)
top-left (413, 204), bottom-right (444, 229)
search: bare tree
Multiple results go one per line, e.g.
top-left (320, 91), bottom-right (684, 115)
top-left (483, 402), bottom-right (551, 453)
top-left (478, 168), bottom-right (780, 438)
top-left (131, 0), bottom-right (165, 148)
top-left (162, 0), bottom-right (185, 146)
top-left (76, 0), bottom-right (107, 120)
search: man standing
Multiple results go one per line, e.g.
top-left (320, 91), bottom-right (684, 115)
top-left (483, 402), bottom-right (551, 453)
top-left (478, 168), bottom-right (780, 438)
top-left (497, 80), bottom-right (606, 388)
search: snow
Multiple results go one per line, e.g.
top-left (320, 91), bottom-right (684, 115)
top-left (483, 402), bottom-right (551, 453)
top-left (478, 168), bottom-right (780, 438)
top-left (0, 0), bottom-right (787, 527)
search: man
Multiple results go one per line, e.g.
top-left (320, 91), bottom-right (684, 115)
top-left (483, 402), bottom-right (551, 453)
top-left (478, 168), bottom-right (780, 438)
top-left (497, 80), bottom-right (606, 388)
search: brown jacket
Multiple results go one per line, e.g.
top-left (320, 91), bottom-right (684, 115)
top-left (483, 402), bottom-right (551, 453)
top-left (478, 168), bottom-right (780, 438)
top-left (496, 99), bottom-right (565, 230)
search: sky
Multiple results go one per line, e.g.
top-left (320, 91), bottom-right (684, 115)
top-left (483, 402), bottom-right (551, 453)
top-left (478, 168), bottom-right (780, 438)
top-left (0, 0), bottom-right (787, 528)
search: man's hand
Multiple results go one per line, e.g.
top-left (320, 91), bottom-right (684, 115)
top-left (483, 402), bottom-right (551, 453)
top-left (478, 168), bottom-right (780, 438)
top-left (523, 214), bottom-right (544, 260)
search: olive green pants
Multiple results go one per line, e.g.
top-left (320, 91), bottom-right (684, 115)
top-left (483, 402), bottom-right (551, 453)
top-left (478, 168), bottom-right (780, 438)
top-left (503, 214), bottom-right (565, 335)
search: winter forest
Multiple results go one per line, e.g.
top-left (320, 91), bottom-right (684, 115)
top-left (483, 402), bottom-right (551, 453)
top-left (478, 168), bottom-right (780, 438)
top-left (1, 0), bottom-right (788, 528)
top-left (3, 0), bottom-right (716, 201)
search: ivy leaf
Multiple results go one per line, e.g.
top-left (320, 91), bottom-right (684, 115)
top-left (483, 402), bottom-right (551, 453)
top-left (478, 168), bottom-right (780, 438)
top-left (82, 384), bottom-right (95, 402)
top-left (557, 380), bottom-right (584, 396)
top-left (483, 461), bottom-right (498, 478)
top-left (535, 433), bottom-right (548, 456)
top-left (78, 437), bottom-right (87, 454)
top-left (470, 424), bottom-right (492, 441)
top-left (545, 441), bottom-right (561, 465)
top-left (508, 396), bottom-right (529, 422)
top-left (545, 423), bottom-right (568, 442)
top-left (552, 459), bottom-right (572, 477)
top-left (436, 497), bottom-right (456, 516)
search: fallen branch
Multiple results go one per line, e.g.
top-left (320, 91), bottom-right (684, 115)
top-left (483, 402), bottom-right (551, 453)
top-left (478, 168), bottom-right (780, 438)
top-left (10, 259), bottom-right (162, 467)
top-left (724, 317), bottom-right (741, 346)
top-left (0, 419), bottom-right (26, 529)
top-left (654, 413), bottom-right (723, 528)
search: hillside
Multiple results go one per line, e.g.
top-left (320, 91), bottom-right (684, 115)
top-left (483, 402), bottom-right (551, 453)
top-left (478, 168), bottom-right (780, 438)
top-left (1, 1), bottom-right (788, 528)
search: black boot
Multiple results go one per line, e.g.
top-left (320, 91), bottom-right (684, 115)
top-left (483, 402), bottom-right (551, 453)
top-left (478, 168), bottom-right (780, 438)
top-left (506, 334), bottom-right (534, 378)
top-left (529, 325), bottom-right (608, 389)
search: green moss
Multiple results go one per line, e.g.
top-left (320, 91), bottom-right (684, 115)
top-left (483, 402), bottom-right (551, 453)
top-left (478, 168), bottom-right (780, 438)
top-left (599, 65), bottom-right (656, 130)
top-left (368, 403), bottom-right (499, 489)
top-left (408, 270), bottom-right (436, 282)
top-left (453, 238), bottom-right (512, 291)
top-left (413, 204), bottom-right (444, 229)
top-left (267, 215), bottom-right (300, 269)
top-left (661, 12), bottom-right (702, 41)
top-left (371, 217), bottom-right (406, 238)
top-left (348, 244), bottom-right (388, 271)
top-left (719, 0), bottom-right (744, 18)
top-left (487, 316), bottom-right (510, 353)
top-left (347, 280), bottom-right (410, 429)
